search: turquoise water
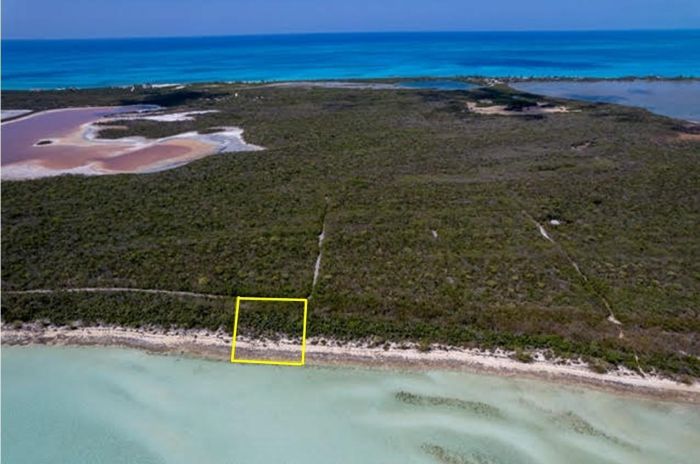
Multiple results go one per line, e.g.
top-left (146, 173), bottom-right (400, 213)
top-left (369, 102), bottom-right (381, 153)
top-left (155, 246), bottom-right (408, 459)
top-left (2, 346), bottom-right (699, 463)
top-left (3, 30), bottom-right (700, 89)
top-left (513, 80), bottom-right (700, 122)
top-left (399, 80), bottom-right (475, 90)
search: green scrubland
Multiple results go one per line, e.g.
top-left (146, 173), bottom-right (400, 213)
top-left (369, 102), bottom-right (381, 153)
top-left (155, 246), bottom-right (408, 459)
top-left (2, 82), bottom-right (699, 378)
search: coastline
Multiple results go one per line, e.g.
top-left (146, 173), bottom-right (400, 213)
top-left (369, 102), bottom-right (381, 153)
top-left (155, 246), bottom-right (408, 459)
top-left (4, 78), bottom-right (699, 125)
top-left (2, 75), bottom-right (698, 405)
top-left (3, 323), bottom-right (699, 404)
top-left (3, 75), bottom-right (699, 94)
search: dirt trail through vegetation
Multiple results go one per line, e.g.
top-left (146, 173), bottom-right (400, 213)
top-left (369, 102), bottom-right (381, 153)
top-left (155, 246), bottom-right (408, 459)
top-left (522, 212), bottom-right (649, 372)
top-left (522, 211), bottom-right (623, 329)
top-left (310, 197), bottom-right (330, 297)
top-left (4, 287), bottom-right (229, 300)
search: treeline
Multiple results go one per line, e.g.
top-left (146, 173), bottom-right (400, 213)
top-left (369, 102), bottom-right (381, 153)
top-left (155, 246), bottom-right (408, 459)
top-left (3, 292), bottom-right (698, 378)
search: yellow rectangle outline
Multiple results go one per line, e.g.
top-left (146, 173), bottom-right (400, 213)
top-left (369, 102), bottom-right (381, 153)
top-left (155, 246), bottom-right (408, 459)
top-left (230, 296), bottom-right (308, 366)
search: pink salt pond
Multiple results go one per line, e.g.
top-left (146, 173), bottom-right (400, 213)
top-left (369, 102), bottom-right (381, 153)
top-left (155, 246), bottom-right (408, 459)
top-left (1, 106), bottom-right (262, 180)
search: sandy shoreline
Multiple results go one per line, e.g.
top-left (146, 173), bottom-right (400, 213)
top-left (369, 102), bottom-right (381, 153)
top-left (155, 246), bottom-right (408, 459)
top-left (3, 323), bottom-right (699, 403)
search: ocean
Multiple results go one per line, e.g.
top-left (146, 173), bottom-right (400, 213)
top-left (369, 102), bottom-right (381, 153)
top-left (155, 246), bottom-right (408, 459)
top-left (2, 30), bottom-right (700, 89)
top-left (2, 346), bottom-right (699, 464)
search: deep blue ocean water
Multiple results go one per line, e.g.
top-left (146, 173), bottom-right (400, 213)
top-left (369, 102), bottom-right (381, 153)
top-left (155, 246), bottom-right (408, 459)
top-left (2, 30), bottom-right (700, 89)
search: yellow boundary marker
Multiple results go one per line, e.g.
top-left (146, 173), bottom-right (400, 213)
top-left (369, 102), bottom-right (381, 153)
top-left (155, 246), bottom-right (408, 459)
top-left (230, 296), bottom-right (308, 366)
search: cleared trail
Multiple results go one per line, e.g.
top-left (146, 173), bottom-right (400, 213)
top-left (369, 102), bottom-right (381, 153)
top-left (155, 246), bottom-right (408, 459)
top-left (309, 196), bottom-right (330, 298)
top-left (521, 211), bottom-right (650, 372)
top-left (522, 211), bottom-right (624, 328)
top-left (3, 287), bottom-right (230, 300)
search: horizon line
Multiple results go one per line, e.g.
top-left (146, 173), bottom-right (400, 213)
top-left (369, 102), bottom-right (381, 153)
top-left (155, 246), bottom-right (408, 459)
top-left (3, 27), bottom-right (698, 42)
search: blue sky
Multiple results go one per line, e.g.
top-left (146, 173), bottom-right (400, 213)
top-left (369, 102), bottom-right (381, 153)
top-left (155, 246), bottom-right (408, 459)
top-left (3, 0), bottom-right (700, 39)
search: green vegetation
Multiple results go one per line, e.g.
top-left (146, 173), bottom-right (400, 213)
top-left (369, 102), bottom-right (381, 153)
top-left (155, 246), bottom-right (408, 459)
top-left (1, 292), bottom-right (232, 330)
top-left (512, 349), bottom-right (535, 363)
top-left (2, 82), bottom-right (699, 377)
top-left (235, 299), bottom-right (305, 341)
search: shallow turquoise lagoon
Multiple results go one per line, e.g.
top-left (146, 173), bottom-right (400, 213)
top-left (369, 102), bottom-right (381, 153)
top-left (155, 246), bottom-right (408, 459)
top-left (512, 80), bottom-right (700, 122)
top-left (398, 80), bottom-right (475, 90)
top-left (2, 346), bottom-right (699, 463)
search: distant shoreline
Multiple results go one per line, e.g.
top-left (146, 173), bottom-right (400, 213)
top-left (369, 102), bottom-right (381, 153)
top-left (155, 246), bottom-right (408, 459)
top-left (4, 77), bottom-right (699, 129)
top-left (3, 323), bottom-right (699, 404)
top-left (3, 75), bottom-right (700, 92)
